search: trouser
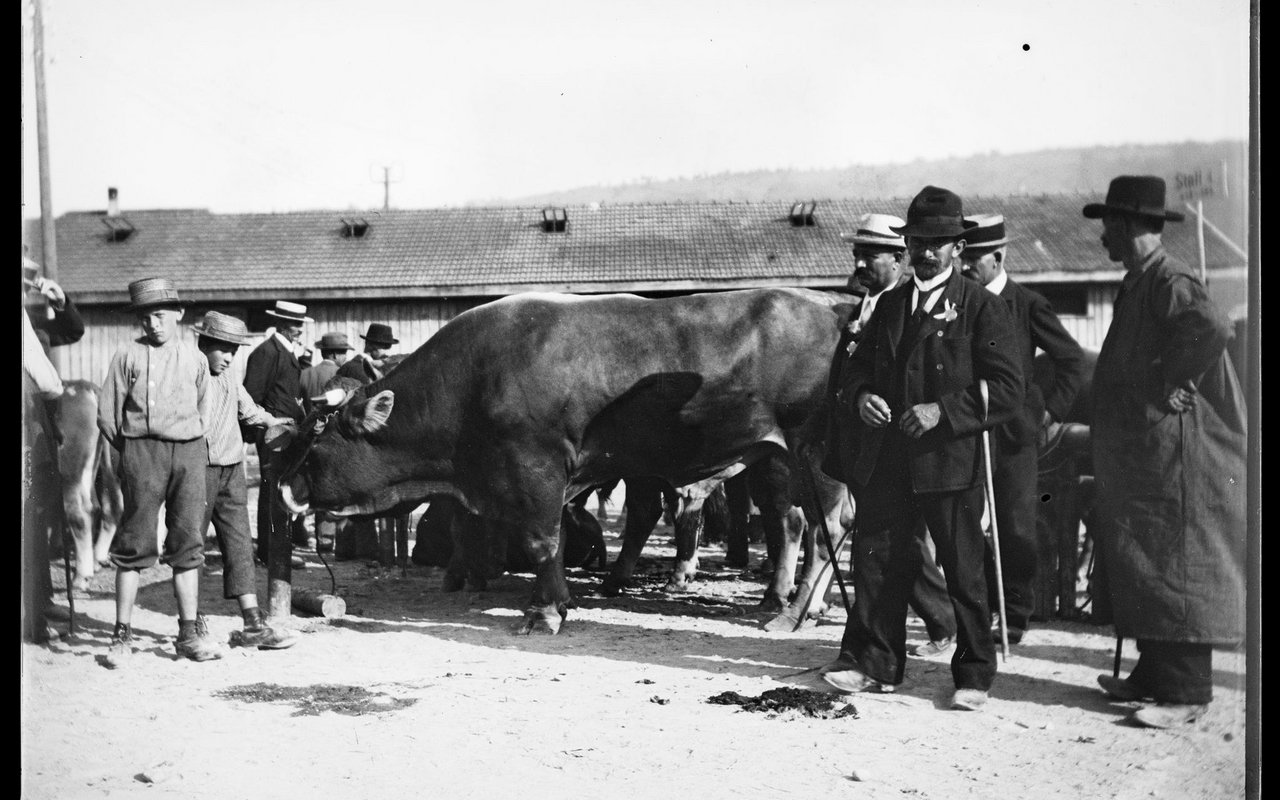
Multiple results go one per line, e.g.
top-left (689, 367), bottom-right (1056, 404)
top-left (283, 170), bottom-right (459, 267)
top-left (22, 439), bottom-right (58, 642)
top-left (1129, 640), bottom-right (1215, 705)
top-left (203, 464), bottom-right (256, 599)
top-left (255, 431), bottom-right (307, 562)
top-left (911, 529), bottom-right (957, 642)
top-left (111, 438), bottom-right (206, 571)
top-left (984, 436), bottom-right (1039, 630)
top-left (841, 434), bottom-right (996, 690)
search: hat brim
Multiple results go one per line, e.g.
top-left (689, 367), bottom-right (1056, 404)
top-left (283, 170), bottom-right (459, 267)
top-left (129, 298), bottom-right (193, 311)
top-left (192, 326), bottom-right (250, 345)
top-left (889, 222), bottom-right (974, 238)
top-left (265, 309), bottom-right (315, 323)
top-left (840, 233), bottom-right (907, 249)
top-left (962, 236), bottom-right (1015, 251)
top-left (360, 336), bottom-right (400, 345)
top-left (316, 342), bottom-right (354, 350)
top-left (1082, 203), bottom-right (1185, 223)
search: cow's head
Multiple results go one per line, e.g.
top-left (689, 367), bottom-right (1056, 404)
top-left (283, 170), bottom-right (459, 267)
top-left (272, 387), bottom-right (419, 518)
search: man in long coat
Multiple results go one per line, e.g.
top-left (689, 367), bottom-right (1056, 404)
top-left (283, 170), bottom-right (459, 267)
top-left (1084, 175), bottom-right (1246, 729)
top-left (819, 187), bottom-right (1023, 712)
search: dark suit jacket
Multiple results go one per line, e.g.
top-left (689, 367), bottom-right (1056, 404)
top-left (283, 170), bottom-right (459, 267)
top-left (27, 297), bottom-right (85, 352)
top-left (837, 268), bottom-right (1023, 493)
top-left (334, 353), bottom-right (382, 385)
top-left (243, 335), bottom-right (304, 421)
top-left (995, 278), bottom-right (1086, 451)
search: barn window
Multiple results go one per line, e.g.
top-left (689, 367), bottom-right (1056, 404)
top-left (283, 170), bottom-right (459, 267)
top-left (789, 201), bottom-right (817, 227)
top-left (1035, 283), bottom-right (1089, 316)
top-left (341, 217), bottom-right (370, 238)
top-left (541, 207), bottom-right (568, 233)
top-left (102, 216), bottom-right (136, 242)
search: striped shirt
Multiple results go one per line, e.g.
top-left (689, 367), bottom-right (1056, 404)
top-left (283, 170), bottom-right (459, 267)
top-left (98, 337), bottom-right (208, 446)
top-left (204, 372), bottom-right (276, 466)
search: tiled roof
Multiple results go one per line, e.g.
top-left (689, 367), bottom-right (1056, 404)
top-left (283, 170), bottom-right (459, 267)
top-left (28, 196), bottom-right (1244, 304)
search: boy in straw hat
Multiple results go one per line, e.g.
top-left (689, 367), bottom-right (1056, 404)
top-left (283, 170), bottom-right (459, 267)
top-left (97, 278), bottom-right (224, 665)
top-left (195, 311), bottom-right (299, 649)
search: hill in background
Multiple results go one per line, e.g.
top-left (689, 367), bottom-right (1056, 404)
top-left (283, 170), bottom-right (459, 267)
top-left (507, 140), bottom-right (1248, 247)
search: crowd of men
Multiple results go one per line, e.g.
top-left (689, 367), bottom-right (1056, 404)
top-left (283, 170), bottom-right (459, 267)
top-left (21, 174), bottom-right (1246, 730)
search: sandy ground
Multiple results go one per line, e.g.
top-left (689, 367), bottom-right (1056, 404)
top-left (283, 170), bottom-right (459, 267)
top-left (21, 498), bottom-right (1247, 800)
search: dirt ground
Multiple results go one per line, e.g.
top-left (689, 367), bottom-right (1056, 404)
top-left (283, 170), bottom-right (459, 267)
top-left (21, 494), bottom-right (1247, 800)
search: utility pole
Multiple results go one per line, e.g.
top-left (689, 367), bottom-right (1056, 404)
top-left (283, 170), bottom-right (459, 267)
top-left (32, 0), bottom-right (60, 370)
top-left (371, 165), bottom-right (401, 211)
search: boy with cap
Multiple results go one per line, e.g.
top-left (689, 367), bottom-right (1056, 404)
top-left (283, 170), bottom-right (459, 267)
top-left (959, 213), bottom-right (1086, 646)
top-left (97, 277), bottom-right (223, 666)
top-left (819, 187), bottom-right (1023, 712)
top-left (195, 311), bottom-right (299, 650)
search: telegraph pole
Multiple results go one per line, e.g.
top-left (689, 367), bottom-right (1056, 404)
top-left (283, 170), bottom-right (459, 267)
top-left (371, 165), bottom-right (401, 211)
top-left (32, 0), bottom-right (61, 372)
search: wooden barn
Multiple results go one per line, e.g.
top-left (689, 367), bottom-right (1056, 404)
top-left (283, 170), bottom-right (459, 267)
top-left (25, 193), bottom-right (1246, 386)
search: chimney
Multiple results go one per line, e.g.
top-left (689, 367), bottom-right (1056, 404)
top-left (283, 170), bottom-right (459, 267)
top-left (107, 187), bottom-right (119, 217)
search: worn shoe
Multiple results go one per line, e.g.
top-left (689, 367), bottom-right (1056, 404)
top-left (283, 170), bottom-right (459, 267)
top-left (103, 631), bottom-right (134, 669)
top-left (822, 668), bottom-right (896, 694)
top-left (908, 636), bottom-right (955, 659)
top-left (1128, 703), bottom-right (1209, 729)
top-left (1097, 674), bottom-right (1154, 702)
top-left (991, 626), bottom-right (1025, 646)
top-left (233, 623), bottom-right (300, 650)
top-left (950, 688), bottom-right (989, 711)
top-left (175, 615), bottom-right (226, 662)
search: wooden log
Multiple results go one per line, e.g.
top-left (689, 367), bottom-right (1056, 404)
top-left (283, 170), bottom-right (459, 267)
top-left (291, 589), bottom-right (346, 619)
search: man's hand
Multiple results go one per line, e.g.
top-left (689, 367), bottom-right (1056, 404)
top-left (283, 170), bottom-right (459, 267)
top-left (901, 402), bottom-right (942, 439)
top-left (36, 277), bottom-right (67, 310)
top-left (1165, 385), bottom-right (1197, 413)
top-left (1038, 410), bottom-right (1063, 452)
top-left (857, 393), bottom-right (892, 428)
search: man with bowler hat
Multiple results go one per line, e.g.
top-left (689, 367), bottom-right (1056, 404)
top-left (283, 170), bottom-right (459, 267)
top-left (337, 322), bottom-right (399, 384)
top-left (299, 331), bottom-right (354, 406)
top-left (818, 187), bottom-right (1023, 712)
top-left (1084, 176), bottom-right (1245, 728)
top-left (244, 300), bottom-right (313, 559)
top-left (822, 213), bottom-right (958, 661)
top-left (959, 213), bottom-right (1087, 646)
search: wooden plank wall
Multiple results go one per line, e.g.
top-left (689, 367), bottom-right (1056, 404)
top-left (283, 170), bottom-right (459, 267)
top-left (1054, 285), bottom-right (1117, 353)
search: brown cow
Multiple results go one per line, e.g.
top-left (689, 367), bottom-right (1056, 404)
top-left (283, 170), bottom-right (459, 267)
top-left (55, 380), bottom-right (123, 591)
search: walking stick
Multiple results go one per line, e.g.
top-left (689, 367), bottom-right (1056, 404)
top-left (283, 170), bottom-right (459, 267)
top-left (795, 454), bottom-right (852, 614)
top-left (979, 380), bottom-right (1010, 662)
top-left (59, 517), bottom-right (77, 636)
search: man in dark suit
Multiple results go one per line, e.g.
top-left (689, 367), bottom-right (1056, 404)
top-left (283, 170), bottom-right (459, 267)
top-left (335, 323), bottom-right (398, 384)
top-left (959, 214), bottom-right (1086, 646)
top-left (822, 213), bottom-right (957, 660)
top-left (819, 186), bottom-right (1023, 712)
top-left (243, 300), bottom-right (312, 559)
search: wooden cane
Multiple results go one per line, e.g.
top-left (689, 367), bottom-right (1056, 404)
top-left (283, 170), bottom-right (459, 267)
top-left (979, 380), bottom-right (1010, 662)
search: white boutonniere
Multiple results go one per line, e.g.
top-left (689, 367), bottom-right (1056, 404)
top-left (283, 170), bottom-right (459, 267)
top-left (932, 299), bottom-right (958, 323)
top-left (845, 320), bottom-right (863, 355)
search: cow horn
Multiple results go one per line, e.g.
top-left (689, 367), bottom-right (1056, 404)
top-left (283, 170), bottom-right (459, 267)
top-left (312, 388), bottom-right (351, 410)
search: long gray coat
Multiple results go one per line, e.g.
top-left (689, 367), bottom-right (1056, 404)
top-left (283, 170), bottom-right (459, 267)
top-left (1092, 247), bottom-right (1246, 644)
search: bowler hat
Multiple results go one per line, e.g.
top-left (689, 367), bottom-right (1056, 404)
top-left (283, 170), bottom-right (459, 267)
top-left (265, 300), bottom-right (314, 324)
top-left (192, 310), bottom-right (253, 345)
top-left (360, 323), bottom-right (399, 346)
top-left (1082, 175), bottom-right (1185, 222)
top-left (890, 186), bottom-right (978, 238)
top-left (961, 214), bottom-right (1014, 251)
top-left (127, 277), bottom-right (191, 310)
top-left (840, 213), bottom-right (907, 250)
top-left (314, 331), bottom-right (353, 351)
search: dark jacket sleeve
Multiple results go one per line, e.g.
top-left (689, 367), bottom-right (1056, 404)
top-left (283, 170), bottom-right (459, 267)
top-left (242, 341), bottom-right (275, 406)
top-left (937, 290), bottom-right (1024, 436)
top-left (1155, 271), bottom-right (1234, 390)
top-left (29, 298), bottom-right (86, 348)
top-left (1027, 289), bottom-right (1086, 423)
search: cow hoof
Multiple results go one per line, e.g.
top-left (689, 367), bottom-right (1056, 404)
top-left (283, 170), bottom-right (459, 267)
top-left (517, 604), bottom-right (567, 635)
top-left (762, 611), bottom-right (804, 632)
top-left (71, 575), bottom-right (92, 592)
top-left (662, 577), bottom-right (693, 594)
top-left (757, 595), bottom-right (785, 613)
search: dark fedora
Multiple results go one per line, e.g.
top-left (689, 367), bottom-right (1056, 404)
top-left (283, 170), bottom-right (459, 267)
top-left (891, 186), bottom-right (979, 238)
top-left (360, 323), bottom-right (399, 346)
top-left (314, 331), bottom-right (353, 351)
top-left (1082, 175), bottom-right (1185, 222)
top-left (961, 214), bottom-right (1014, 251)
top-left (192, 310), bottom-right (253, 345)
top-left (127, 277), bottom-right (192, 310)
top-left (264, 300), bottom-right (314, 324)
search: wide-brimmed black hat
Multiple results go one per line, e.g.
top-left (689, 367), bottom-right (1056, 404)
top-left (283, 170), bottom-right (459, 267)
top-left (961, 214), bottom-right (1014, 251)
top-left (1082, 175), bottom-right (1185, 222)
top-left (891, 186), bottom-right (978, 238)
top-left (360, 323), bottom-right (399, 346)
top-left (127, 277), bottom-right (192, 310)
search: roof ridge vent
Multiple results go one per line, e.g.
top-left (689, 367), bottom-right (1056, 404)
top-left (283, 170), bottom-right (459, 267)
top-left (340, 217), bottom-right (370, 238)
top-left (102, 216), bottom-right (136, 242)
top-left (789, 200), bottom-right (818, 227)
top-left (540, 207), bottom-right (568, 233)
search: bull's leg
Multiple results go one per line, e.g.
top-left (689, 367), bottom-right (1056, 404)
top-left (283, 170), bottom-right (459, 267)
top-left (600, 477), bottom-right (665, 597)
top-left (63, 479), bottom-right (96, 590)
top-left (760, 506), bottom-right (805, 611)
top-left (724, 473), bottom-right (752, 569)
top-left (517, 512), bottom-right (572, 635)
top-left (765, 474), bottom-right (854, 632)
top-left (664, 493), bottom-right (708, 593)
top-left (94, 439), bottom-right (123, 568)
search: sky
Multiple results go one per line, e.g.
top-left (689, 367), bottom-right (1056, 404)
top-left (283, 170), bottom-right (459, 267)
top-left (20, 0), bottom-right (1253, 217)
